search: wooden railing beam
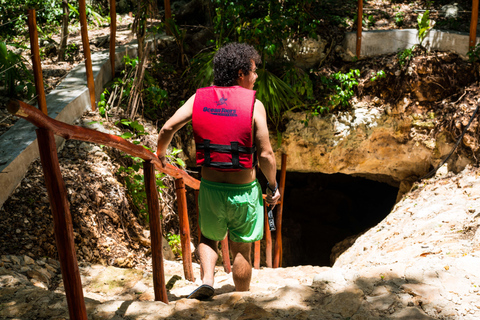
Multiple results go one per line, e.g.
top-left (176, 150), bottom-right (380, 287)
top-left (273, 153), bottom-right (287, 268)
top-left (79, 0), bottom-right (96, 110)
top-left (470, 0), bottom-right (479, 49)
top-left (254, 240), bottom-right (260, 269)
top-left (109, 0), bottom-right (117, 78)
top-left (356, 0), bottom-right (363, 58)
top-left (7, 100), bottom-right (200, 190)
top-left (36, 128), bottom-right (87, 320)
top-left (144, 160), bottom-right (168, 303)
top-left (27, 9), bottom-right (48, 115)
top-left (264, 204), bottom-right (273, 268)
top-left (175, 178), bottom-right (194, 281)
top-left (221, 237), bottom-right (231, 273)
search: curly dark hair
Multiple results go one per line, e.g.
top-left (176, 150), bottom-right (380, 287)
top-left (213, 43), bottom-right (261, 87)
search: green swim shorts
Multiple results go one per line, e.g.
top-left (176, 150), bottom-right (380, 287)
top-left (198, 178), bottom-right (264, 243)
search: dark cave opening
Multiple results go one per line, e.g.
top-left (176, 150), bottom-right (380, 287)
top-left (266, 171), bottom-right (399, 267)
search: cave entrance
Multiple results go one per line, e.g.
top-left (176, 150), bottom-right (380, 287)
top-left (276, 172), bottom-right (398, 267)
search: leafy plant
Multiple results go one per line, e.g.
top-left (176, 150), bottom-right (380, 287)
top-left (65, 43), bottom-right (79, 61)
top-left (98, 89), bottom-right (109, 117)
top-left (167, 233), bottom-right (182, 258)
top-left (0, 42), bottom-right (35, 98)
top-left (118, 155), bottom-right (166, 223)
top-left (165, 18), bottom-right (187, 68)
top-left (370, 70), bottom-right (386, 82)
top-left (320, 69), bottom-right (360, 110)
top-left (417, 10), bottom-right (435, 47)
top-left (115, 120), bottom-right (166, 222)
top-left (397, 46), bottom-right (416, 67)
top-left (255, 68), bottom-right (302, 131)
top-left (394, 12), bottom-right (405, 27)
top-left (366, 15), bottom-right (376, 28)
top-left (467, 43), bottom-right (480, 63)
top-left (282, 66), bottom-right (314, 101)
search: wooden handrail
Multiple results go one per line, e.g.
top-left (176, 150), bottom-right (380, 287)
top-left (7, 99), bottom-right (200, 190)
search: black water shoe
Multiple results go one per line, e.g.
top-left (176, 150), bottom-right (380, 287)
top-left (187, 284), bottom-right (215, 300)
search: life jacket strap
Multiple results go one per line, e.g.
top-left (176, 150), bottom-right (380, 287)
top-left (196, 142), bottom-right (257, 155)
top-left (196, 141), bottom-right (257, 169)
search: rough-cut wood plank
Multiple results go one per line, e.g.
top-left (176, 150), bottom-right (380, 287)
top-left (7, 99), bottom-right (200, 190)
top-left (356, 0), bottom-right (363, 58)
top-left (109, 0), bottom-right (117, 78)
top-left (79, 0), bottom-right (96, 110)
top-left (175, 178), bottom-right (194, 281)
top-left (264, 204), bottom-right (272, 268)
top-left (36, 128), bottom-right (87, 320)
top-left (254, 240), bottom-right (260, 269)
top-left (27, 9), bottom-right (47, 115)
top-left (221, 237), bottom-right (232, 273)
top-left (469, 0), bottom-right (479, 48)
top-left (144, 160), bottom-right (168, 303)
top-left (273, 153), bottom-right (287, 268)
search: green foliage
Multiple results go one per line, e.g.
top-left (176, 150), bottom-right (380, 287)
top-left (65, 43), bottom-right (79, 61)
top-left (370, 70), bottom-right (386, 82)
top-left (366, 15), bottom-right (376, 28)
top-left (394, 12), bottom-right (405, 27)
top-left (165, 18), bottom-right (187, 67)
top-left (188, 49), bottom-right (215, 90)
top-left (320, 69), bottom-right (360, 109)
top-left (167, 233), bottom-right (182, 258)
top-left (98, 90), bottom-right (109, 117)
top-left (397, 45), bottom-right (416, 67)
top-left (0, 0), bottom-right (106, 39)
top-left (0, 42), bottom-right (34, 98)
top-left (467, 43), bottom-right (480, 63)
top-left (302, 69), bottom-right (359, 126)
top-left (417, 10), bottom-right (435, 46)
top-left (282, 66), bottom-right (314, 101)
top-left (115, 120), bottom-right (166, 223)
top-left (255, 68), bottom-right (302, 130)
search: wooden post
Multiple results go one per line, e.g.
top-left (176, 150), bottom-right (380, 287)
top-left (78, 0), bottom-right (96, 110)
top-left (175, 178), bottom-right (194, 281)
top-left (264, 204), bottom-right (273, 268)
top-left (254, 240), bottom-right (260, 269)
top-left (220, 237), bottom-right (231, 273)
top-left (356, 0), bottom-right (363, 58)
top-left (164, 0), bottom-right (172, 35)
top-left (36, 128), bottom-right (87, 320)
top-left (144, 161), bottom-right (168, 303)
top-left (470, 0), bottom-right (479, 49)
top-left (109, 0), bottom-right (117, 79)
top-left (194, 190), bottom-right (201, 241)
top-left (273, 153), bottom-right (287, 268)
top-left (27, 9), bottom-right (48, 115)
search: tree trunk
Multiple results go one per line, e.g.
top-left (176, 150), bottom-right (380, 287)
top-left (58, 0), bottom-right (69, 61)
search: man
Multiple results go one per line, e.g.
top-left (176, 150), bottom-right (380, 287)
top-left (156, 43), bottom-right (280, 300)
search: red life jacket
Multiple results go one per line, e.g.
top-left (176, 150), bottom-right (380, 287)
top-left (192, 86), bottom-right (257, 171)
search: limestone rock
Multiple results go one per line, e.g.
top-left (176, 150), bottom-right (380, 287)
top-left (283, 36), bottom-right (328, 69)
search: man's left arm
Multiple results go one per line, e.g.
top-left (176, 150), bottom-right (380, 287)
top-left (156, 95), bottom-right (195, 166)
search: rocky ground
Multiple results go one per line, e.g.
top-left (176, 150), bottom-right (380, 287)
top-left (2, 1), bottom-right (480, 319)
top-left (2, 165), bottom-right (480, 319)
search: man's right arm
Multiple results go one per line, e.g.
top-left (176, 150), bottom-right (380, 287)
top-left (156, 94), bottom-right (195, 166)
top-left (253, 100), bottom-right (280, 205)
